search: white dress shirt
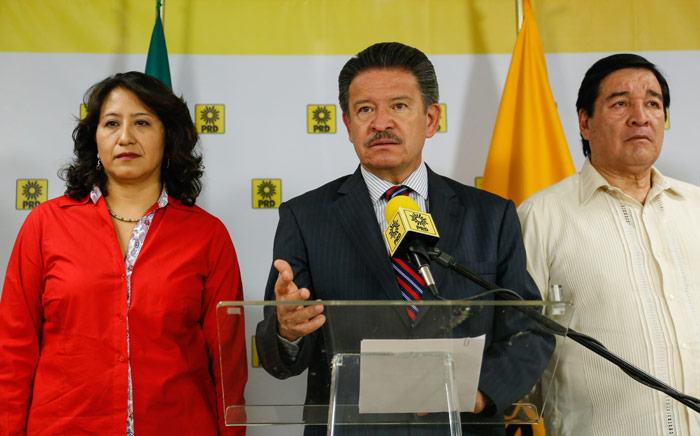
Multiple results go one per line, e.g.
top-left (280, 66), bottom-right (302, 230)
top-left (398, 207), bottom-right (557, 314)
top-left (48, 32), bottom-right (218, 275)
top-left (518, 158), bottom-right (700, 436)
top-left (360, 162), bottom-right (428, 233)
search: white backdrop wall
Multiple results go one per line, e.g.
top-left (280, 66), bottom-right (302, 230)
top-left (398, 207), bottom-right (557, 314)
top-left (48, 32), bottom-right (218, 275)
top-left (2, 2), bottom-right (700, 434)
top-left (3, 50), bottom-right (700, 296)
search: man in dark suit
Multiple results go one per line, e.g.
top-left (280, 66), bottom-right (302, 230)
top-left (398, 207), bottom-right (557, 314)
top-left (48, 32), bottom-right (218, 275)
top-left (256, 42), bottom-right (553, 435)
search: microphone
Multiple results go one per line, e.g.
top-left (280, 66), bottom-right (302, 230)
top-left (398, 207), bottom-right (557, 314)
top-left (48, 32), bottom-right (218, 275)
top-left (383, 196), bottom-right (441, 298)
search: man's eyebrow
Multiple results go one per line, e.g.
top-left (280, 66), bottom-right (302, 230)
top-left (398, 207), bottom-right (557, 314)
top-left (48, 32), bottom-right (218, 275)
top-left (604, 91), bottom-right (629, 101)
top-left (647, 89), bottom-right (663, 100)
top-left (351, 96), bottom-right (413, 107)
top-left (351, 98), bottom-right (373, 107)
top-left (604, 89), bottom-right (663, 101)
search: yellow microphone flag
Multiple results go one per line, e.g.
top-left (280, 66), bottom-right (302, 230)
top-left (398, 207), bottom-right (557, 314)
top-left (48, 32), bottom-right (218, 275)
top-left (383, 196), bottom-right (439, 257)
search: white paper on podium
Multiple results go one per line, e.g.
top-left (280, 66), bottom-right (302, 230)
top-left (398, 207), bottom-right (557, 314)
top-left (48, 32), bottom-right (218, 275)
top-left (358, 336), bottom-right (485, 414)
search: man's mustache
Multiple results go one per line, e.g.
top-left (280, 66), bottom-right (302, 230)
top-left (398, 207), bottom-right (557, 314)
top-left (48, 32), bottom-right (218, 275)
top-left (365, 131), bottom-right (403, 147)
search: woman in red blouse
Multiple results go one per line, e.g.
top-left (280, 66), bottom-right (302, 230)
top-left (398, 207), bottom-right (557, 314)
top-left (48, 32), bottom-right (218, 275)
top-left (0, 72), bottom-right (247, 436)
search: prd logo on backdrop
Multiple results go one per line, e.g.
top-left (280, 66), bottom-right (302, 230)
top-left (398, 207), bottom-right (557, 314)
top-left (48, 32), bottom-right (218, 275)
top-left (307, 104), bottom-right (336, 133)
top-left (195, 104), bottom-right (225, 134)
top-left (16, 179), bottom-right (48, 210)
top-left (252, 179), bottom-right (281, 209)
top-left (437, 103), bottom-right (447, 133)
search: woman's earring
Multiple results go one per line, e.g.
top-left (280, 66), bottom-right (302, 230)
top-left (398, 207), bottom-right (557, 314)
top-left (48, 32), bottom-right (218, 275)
top-left (96, 156), bottom-right (102, 170)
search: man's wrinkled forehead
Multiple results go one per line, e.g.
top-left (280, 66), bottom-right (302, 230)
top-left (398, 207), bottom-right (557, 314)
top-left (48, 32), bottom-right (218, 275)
top-left (596, 68), bottom-right (663, 104)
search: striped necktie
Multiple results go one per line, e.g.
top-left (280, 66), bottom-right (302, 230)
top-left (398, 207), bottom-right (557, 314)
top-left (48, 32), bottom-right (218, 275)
top-left (384, 185), bottom-right (425, 322)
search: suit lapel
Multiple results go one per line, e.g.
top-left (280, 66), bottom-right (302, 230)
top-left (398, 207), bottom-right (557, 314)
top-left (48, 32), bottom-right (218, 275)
top-left (413, 168), bottom-right (465, 325)
top-left (331, 168), bottom-right (402, 302)
top-left (331, 166), bottom-right (464, 329)
top-left (426, 168), bottom-right (465, 274)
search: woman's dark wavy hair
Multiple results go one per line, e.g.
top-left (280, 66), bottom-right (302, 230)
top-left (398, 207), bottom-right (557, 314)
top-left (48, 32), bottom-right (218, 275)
top-left (60, 71), bottom-right (203, 205)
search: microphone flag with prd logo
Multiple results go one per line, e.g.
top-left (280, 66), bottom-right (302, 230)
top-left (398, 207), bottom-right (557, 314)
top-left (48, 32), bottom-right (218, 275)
top-left (383, 196), bottom-right (439, 258)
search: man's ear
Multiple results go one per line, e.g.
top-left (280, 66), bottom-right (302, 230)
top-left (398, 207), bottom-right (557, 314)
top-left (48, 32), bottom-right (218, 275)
top-left (425, 103), bottom-right (441, 138)
top-left (578, 109), bottom-right (591, 141)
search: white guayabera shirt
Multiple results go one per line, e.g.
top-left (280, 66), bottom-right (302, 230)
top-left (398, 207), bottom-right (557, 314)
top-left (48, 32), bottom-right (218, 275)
top-left (518, 158), bottom-right (700, 436)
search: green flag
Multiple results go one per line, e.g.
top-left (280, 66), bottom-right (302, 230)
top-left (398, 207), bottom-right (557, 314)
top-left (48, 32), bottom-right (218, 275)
top-left (145, 0), bottom-right (172, 89)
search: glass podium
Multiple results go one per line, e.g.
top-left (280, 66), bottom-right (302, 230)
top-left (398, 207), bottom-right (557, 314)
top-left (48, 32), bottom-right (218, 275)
top-left (217, 300), bottom-right (572, 434)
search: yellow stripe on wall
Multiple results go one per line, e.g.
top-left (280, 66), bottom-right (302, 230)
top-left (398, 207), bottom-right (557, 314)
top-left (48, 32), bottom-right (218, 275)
top-left (2, 0), bottom-right (699, 55)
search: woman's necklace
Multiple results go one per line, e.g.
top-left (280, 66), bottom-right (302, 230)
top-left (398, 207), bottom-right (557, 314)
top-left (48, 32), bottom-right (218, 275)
top-left (106, 205), bottom-right (141, 223)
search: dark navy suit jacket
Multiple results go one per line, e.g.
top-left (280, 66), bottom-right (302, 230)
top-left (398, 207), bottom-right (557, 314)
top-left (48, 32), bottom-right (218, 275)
top-left (256, 166), bottom-right (553, 435)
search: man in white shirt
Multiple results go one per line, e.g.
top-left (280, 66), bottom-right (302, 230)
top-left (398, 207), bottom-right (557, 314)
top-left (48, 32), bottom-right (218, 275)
top-left (519, 53), bottom-right (700, 436)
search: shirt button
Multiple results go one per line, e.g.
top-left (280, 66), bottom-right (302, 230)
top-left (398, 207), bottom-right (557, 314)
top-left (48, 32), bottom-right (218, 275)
top-left (119, 354), bottom-right (125, 362)
top-left (121, 274), bottom-right (126, 281)
top-left (669, 294), bottom-right (675, 300)
top-left (681, 343), bottom-right (688, 350)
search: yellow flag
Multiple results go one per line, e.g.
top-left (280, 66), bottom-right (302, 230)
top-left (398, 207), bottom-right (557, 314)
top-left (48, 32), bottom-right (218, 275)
top-left (481, 0), bottom-right (575, 206)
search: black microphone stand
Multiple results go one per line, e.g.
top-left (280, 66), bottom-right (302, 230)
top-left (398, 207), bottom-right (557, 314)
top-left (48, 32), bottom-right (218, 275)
top-left (422, 246), bottom-right (700, 414)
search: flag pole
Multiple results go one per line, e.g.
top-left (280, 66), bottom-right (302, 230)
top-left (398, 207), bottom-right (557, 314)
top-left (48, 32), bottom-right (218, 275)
top-left (159, 0), bottom-right (165, 25)
top-left (516, 0), bottom-right (524, 33)
top-left (145, 0), bottom-right (172, 89)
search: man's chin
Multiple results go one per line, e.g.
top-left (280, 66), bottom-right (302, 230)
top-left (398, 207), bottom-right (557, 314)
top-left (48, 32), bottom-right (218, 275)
top-left (363, 159), bottom-right (401, 171)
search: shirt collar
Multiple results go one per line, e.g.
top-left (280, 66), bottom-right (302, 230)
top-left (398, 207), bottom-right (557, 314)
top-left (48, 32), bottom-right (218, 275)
top-left (89, 186), bottom-right (102, 204)
top-left (360, 162), bottom-right (428, 204)
top-left (90, 185), bottom-right (170, 208)
top-left (647, 165), bottom-right (683, 201)
top-left (579, 157), bottom-right (683, 204)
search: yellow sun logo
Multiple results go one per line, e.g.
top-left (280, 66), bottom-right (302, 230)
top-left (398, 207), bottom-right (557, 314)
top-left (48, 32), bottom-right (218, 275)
top-left (22, 180), bottom-right (43, 200)
top-left (307, 105), bottom-right (336, 133)
top-left (252, 178), bottom-right (281, 208)
top-left (388, 220), bottom-right (402, 244)
top-left (257, 180), bottom-right (277, 199)
top-left (312, 106), bottom-right (332, 125)
top-left (410, 212), bottom-right (428, 227)
top-left (200, 106), bottom-right (220, 125)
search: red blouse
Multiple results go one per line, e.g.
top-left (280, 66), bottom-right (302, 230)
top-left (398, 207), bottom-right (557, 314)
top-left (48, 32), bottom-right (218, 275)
top-left (0, 194), bottom-right (247, 435)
